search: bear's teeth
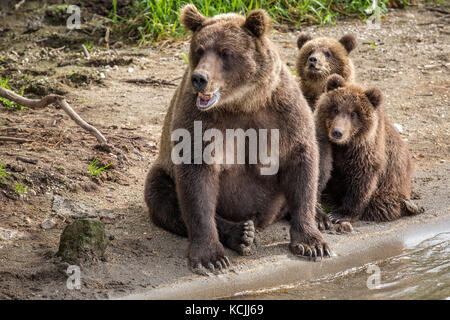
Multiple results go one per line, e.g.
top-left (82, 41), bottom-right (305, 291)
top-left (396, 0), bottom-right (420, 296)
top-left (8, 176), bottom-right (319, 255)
top-left (198, 92), bottom-right (213, 99)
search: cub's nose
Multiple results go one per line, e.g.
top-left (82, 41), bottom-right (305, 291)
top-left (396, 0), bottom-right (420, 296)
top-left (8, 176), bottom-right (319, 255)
top-left (332, 128), bottom-right (343, 139)
top-left (309, 56), bottom-right (318, 64)
top-left (191, 72), bottom-right (208, 92)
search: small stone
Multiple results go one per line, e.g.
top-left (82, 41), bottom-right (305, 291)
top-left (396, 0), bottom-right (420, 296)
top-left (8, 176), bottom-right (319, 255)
top-left (0, 227), bottom-right (24, 240)
top-left (41, 219), bottom-right (56, 230)
top-left (0, 227), bottom-right (18, 240)
top-left (127, 67), bottom-right (134, 73)
top-left (57, 219), bottom-right (109, 263)
top-left (336, 221), bottom-right (353, 233)
top-left (99, 72), bottom-right (106, 79)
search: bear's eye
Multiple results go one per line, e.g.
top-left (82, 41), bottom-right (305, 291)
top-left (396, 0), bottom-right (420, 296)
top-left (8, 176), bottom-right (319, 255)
top-left (219, 49), bottom-right (230, 59)
top-left (350, 112), bottom-right (357, 119)
top-left (333, 108), bottom-right (339, 115)
top-left (324, 51), bottom-right (331, 58)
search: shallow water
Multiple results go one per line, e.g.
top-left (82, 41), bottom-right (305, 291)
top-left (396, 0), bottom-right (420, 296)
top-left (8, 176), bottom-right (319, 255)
top-left (233, 232), bottom-right (450, 300)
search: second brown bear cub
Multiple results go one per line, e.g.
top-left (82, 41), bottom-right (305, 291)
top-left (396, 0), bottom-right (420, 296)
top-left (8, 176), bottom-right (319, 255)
top-left (296, 33), bottom-right (357, 110)
top-left (316, 75), bottom-right (422, 222)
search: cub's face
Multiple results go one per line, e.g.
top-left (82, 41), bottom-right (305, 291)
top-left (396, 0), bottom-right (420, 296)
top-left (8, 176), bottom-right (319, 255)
top-left (316, 75), bottom-right (383, 145)
top-left (181, 5), bottom-right (273, 111)
top-left (296, 34), bottom-right (356, 81)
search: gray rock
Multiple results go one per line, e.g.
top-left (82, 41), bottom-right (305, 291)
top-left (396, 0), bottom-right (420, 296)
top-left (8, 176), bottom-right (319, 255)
top-left (57, 219), bottom-right (109, 263)
top-left (41, 219), bottom-right (56, 230)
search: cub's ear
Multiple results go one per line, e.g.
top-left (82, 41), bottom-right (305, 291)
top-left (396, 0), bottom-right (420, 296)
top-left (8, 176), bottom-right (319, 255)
top-left (339, 34), bottom-right (357, 53)
top-left (365, 88), bottom-right (383, 108)
top-left (181, 4), bottom-right (206, 32)
top-left (244, 9), bottom-right (271, 37)
top-left (297, 33), bottom-right (313, 49)
top-left (326, 74), bottom-right (346, 92)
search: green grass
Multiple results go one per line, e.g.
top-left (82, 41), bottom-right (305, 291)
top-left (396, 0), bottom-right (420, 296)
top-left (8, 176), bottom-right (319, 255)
top-left (112, 0), bottom-right (398, 43)
top-left (0, 77), bottom-right (26, 110)
top-left (14, 183), bottom-right (28, 194)
top-left (88, 159), bottom-right (111, 176)
top-left (83, 40), bottom-right (94, 51)
top-left (0, 159), bottom-right (9, 184)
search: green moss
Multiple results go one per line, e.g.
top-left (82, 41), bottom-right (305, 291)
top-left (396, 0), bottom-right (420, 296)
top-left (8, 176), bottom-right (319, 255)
top-left (57, 219), bottom-right (109, 263)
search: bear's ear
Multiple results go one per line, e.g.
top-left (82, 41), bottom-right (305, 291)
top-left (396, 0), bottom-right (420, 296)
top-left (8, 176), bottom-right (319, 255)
top-left (244, 9), bottom-right (271, 37)
top-left (297, 33), bottom-right (313, 49)
top-left (326, 74), bottom-right (346, 92)
top-left (339, 34), bottom-right (357, 53)
top-left (181, 4), bottom-right (206, 32)
top-left (364, 88), bottom-right (383, 108)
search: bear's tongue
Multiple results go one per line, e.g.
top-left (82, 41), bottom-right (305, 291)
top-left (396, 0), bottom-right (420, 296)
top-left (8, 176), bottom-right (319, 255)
top-left (199, 97), bottom-right (211, 106)
top-left (198, 92), bottom-right (212, 106)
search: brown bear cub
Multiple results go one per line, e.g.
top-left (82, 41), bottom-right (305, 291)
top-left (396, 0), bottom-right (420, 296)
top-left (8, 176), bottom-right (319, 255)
top-left (145, 5), bottom-right (330, 274)
top-left (296, 33), bottom-right (357, 110)
top-left (315, 74), bottom-right (422, 222)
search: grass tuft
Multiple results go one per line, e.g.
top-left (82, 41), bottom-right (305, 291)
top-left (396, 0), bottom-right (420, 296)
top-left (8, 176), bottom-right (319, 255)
top-left (111, 0), bottom-right (397, 43)
top-left (88, 159), bottom-right (112, 176)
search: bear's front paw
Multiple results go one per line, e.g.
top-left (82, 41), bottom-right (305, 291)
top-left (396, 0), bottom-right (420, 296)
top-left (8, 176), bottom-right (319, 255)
top-left (289, 229), bottom-right (332, 261)
top-left (188, 241), bottom-right (230, 275)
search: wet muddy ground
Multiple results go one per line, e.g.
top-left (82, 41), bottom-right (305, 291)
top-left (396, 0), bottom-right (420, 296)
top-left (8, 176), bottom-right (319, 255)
top-left (0, 2), bottom-right (449, 299)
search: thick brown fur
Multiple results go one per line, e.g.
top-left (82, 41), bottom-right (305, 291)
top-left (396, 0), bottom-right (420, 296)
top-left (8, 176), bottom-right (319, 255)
top-left (315, 74), bottom-right (420, 222)
top-left (296, 33), bottom-right (357, 110)
top-left (144, 5), bottom-right (329, 273)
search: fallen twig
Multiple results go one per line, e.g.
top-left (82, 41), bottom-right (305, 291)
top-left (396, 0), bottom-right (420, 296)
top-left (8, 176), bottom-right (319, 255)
top-left (0, 87), bottom-right (108, 146)
top-left (427, 7), bottom-right (450, 15)
top-left (124, 77), bottom-right (178, 87)
top-left (0, 136), bottom-right (33, 143)
top-left (81, 44), bottom-right (90, 59)
top-left (14, 0), bottom-right (25, 10)
top-left (16, 156), bottom-right (38, 165)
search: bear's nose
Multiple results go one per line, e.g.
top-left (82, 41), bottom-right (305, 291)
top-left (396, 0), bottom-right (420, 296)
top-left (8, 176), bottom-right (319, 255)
top-left (309, 56), bottom-right (318, 64)
top-left (332, 129), bottom-right (343, 139)
top-left (191, 72), bottom-right (208, 92)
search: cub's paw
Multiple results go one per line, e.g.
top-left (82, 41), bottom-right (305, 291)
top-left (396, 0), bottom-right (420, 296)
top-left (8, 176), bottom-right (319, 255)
top-left (289, 230), bottom-right (332, 261)
top-left (315, 206), bottom-right (332, 231)
top-left (189, 242), bottom-right (230, 275)
top-left (402, 199), bottom-right (424, 215)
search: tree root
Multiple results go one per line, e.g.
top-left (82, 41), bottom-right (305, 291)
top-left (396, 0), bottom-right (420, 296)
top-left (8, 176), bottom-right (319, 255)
top-left (0, 87), bottom-right (108, 146)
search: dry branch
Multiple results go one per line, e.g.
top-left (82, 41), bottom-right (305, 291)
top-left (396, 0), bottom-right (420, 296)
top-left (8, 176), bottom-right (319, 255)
top-left (124, 77), bottom-right (178, 87)
top-left (0, 136), bottom-right (33, 143)
top-left (14, 0), bottom-right (25, 10)
top-left (0, 87), bottom-right (108, 145)
top-left (81, 44), bottom-right (91, 59)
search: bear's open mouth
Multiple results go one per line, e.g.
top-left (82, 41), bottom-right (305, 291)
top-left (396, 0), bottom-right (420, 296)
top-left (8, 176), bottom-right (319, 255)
top-left (308, 64), bottom-right (320, 71)
top-left (196, 88), bottom-right (221, 110)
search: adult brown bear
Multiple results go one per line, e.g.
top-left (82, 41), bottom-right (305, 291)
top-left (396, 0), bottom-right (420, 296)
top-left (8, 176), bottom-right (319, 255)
top-left (145, 5), bottom-right (330, 274)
